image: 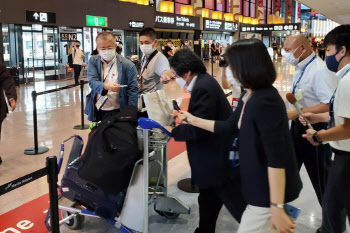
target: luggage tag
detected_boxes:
[96,95,108,111]
[229,138,239,167]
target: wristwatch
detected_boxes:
[270,202,284,209]
[312,131,322,144]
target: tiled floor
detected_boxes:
[0,58,349,232]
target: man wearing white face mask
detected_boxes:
[84,32,138,122]
[138,27,173,94]
[283,34,337,208]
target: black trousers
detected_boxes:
[321,152,350,233]
[73,64,82,85]
[96,109,120,122]
[291,120,332,206]
[195,170,247,233]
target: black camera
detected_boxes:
[219,57,228,67]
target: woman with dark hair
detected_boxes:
[175,39,302,233]
[166,49,247,233]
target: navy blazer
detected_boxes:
[172,72,237,189]
[84,54,138,122]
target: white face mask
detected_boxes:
[225,68,240,86]
[140,44,155,55]
[99,49,116,62]
[283,45,304,66]
[176,77,187,88]
[167,43,173,47]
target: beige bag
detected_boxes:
[140,90,174,126]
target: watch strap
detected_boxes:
[270,202,284,209]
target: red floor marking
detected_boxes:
[0,194,50,233]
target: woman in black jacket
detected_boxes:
[178,39,302,233]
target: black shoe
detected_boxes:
[0,156,2,165]
[316,227,322,233]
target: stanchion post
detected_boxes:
[74,80,89,130]
[46,156,60,233]
[211,56,214,77]
[24,91,49,155]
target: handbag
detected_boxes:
[139,90,174,126]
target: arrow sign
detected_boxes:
[33,12,39,20]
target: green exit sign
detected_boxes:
[86,15,108,27]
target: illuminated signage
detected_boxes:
[241,23,300,32]
[203,19,238,32]
[129,21,145,29]
[26,10,56,23]
[155,13,200,30]
[86,15,108,27]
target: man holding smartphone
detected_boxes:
[85,32,138,122]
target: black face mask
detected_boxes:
[326,49,345,73]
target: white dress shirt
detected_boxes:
[100,57,120,110]
[186,75,198,94]
[291,52,337,108]
[330,63,350,152]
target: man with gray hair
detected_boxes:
[84,32,138,122]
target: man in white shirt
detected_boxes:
[301,25,350,233]
[284,34,338,207]
[69,41,85,85]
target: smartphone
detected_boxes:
[95,95,108,111]
[284,204,301,220]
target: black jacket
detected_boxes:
[215,86,302,207]
[0,63,17,123]
[172,73,237,189]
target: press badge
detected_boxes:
[95,95,108,111]
[296,89,303,101]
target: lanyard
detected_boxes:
[102,60,116,83]
[292,55,317,94]
[328,67,350,128]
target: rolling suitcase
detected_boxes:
[60,157,126,220]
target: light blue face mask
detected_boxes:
[176,76,190,92]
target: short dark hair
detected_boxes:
[225,39,276,90]
[140,27,157,41]
[169,49,207,77]
[324,25,350,55]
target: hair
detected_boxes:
[96,31,115,42]
[324,25,350,55]
[169,49,207,77]
[225,39,276,90]
[140,27,157,41]
[167,39,173,43]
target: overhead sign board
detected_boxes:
[240,23,300,32]
[129,21,145,29]
[26,10,56,24]
[60,29,78,42]
[203,19,238,32]
[86,15,108,27]
[155,13,200,30]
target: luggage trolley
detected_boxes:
[45,118,190,233]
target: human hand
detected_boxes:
[160,74,171,84]
[9,98,16,112]
[300,112,320,125]
[178,111,196,125]
[104,83,123,92]
[302,129,319,146]
[287,110,299,120]
[270,207,296,233]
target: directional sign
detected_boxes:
[129,21,145,29]
[60,29,78,42]
[26,10,56,23]
[86,15,108,27]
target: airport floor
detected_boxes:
[0,57,349,233]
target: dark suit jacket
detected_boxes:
[0,63,17,123]
[172,72,236,189]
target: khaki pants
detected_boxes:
[237,205,273,233]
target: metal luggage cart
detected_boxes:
[45,122,190,233]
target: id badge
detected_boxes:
[95,95,108,111]
[296,89,303,101]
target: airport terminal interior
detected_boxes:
[1,0,350,232]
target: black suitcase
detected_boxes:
[60,158,126,220]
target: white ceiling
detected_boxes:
[298,0,350,24]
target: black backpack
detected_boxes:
[78,106,141,194]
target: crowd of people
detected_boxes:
[1,24,349,233]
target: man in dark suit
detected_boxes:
[0,62,17,164]
[165,50,246,233]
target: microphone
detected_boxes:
[173,100,181,112]
[286,93,313,130]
